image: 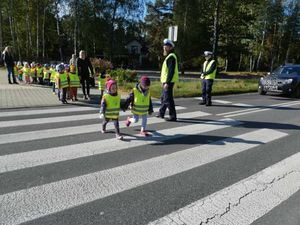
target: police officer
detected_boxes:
[200,51,216,106]
[157,39,179,122]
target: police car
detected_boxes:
[258,64,300,97]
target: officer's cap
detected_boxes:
[204,51,213,56]
[163,39,175,48]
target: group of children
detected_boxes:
[15,61,153,139]
[14,61,56,85]
[99,75,153,140]
[14,61,81,103]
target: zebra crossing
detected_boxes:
[0,103,299,225]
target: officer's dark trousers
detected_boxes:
[202,79,214,105]
[159,82,177,119]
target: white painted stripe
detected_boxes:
[224,101,300,118]
[232,103,253,107]
[0,110,207,145]
[217,100,300,116]
[149,151,300,225]
[194,97,232,104]
[0,106,186,128]
[0,118,236,173]
[213,100,232,104]
[0,129,286,225]
[0,106,98,118]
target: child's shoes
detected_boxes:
[140,131,150,137]
[125,117,131,127]
[101,129,106,134]
[116,134,123,140]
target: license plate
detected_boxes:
[265,85,277,90]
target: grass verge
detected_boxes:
[119,79,259,98]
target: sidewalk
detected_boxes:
[0,69,105,109]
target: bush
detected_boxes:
[107,69,138,84]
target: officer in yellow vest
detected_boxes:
[157,39,179,122]
[200,51,216,106]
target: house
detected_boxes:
[125,39,147,69]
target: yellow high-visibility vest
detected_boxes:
[69,72,80,87]
[37,68,43,77]
[203,60,216,80]
[30,68,36,77]
[160,52,179,83]
[103,93,120,119]
[98,77,106,91]
[58,72,68,89]
[23,67,30,76]
[50,69,56,83]
[132,87,150,115]
[43,69,51,79]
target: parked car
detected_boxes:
[258,64,300,97]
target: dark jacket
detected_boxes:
[3,51,14,67]
[124,83,154,114]
[76,57,94,78]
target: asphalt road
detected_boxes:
[0,92,300,225]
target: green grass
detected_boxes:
[119,79,259,98]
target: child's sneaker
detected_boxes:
[101,129,106,134]
[140,131,150,137]
[116,134,123,140]
[125,117,131,127]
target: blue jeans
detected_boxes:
[7,66,17,83]
[131,114,148,130]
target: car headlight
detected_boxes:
[260,77,264,81]
[284,79,293,84]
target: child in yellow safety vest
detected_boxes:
[99,79,123,140]
[30,62,37,84]
[23,62,31,84]
[69,64,80,101]
[16,61,23,82]
[43,64,51,86]
[97,70,107,103]
[124,76,153,136]
[64,64,71,100]
[50,64,57,94]
[56,64,68,104]
[36,63,43,85]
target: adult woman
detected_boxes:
[3,46,18,84]
[76,50,94,100]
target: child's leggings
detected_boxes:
[129,114,147,131]
[102,118,120,134]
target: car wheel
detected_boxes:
[291,85,300,98]
[258,85,266,95]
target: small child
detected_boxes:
[97,70,106,103]
[69,64,80,101]
[99,79,123,140]
[23,62,31,84]
[124,76,153,136]
[36,63,43,85]
[30,62,37,84]
[43,64,51,86]
[56,64,68,104]
[50,64,57,94]
[16,61,23,82]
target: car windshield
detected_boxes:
[278,67,300,76]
